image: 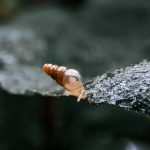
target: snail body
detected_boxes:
[43,64,87,101]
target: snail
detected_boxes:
[42,64,88,102]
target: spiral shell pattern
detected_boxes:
[42,64,83,91]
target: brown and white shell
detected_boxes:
[43,64,87,101]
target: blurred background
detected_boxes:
[0,0,150,150]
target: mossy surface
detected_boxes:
[86,61,150,115]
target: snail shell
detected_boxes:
[43,64,87,101]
